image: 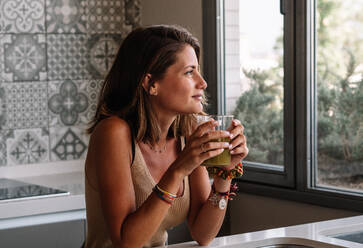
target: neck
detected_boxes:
[148,101,178,145]
[156,114,177,142]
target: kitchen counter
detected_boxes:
[167,215,363,248]
[1,161,363,248]
[0,161,86,247]
[0,161,85,220]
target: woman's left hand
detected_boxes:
[225,119,248,170]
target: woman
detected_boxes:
[84,25,248,247]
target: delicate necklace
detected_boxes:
[147,140,167,153]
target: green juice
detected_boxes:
[202,137,231,167]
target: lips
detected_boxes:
[192,94,203,101]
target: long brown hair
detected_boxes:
[87,25,205,143]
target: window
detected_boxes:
[204,0,295,188]
[203,0,363,210]
[225,1,284,168]
[312,0,363,193]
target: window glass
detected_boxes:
[314,0,363,192]
[224,0,284,167]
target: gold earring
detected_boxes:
[150,89,157,96]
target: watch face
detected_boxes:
[218,198,227,210]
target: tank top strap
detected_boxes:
[180,136,186,150]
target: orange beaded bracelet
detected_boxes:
[206,162,244,180]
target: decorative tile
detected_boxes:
[6,128,49,165]
[3,34,46,82]
[47,34,88,80]
[87,34,121,79]
[45,0,87,33]
[0,0,142,167]
[0,10,4,33]
[0,0,45,33]
[86,79,102,121]
[3,82,48,129]
[0,35,5,82]
[48,80,88,126]
[48,79,102,126]
[50,126,89,161]
[0,86,6,129]
[87,0,140,34]
[0,130,14,166]
[87,0,122,34]
[124,0,141,31]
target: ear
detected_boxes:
[141,73,158,95]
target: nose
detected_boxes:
[197,72,207,89]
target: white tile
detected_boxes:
[224,0,239,11]
[226,69,241,84]
[226,54,240,69]
[225,39,239,55]
[226,83,242,99]
[225,10,239,26]
[225,25,240,40]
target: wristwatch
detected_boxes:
[209,192,227,210]
[218,197,227,210]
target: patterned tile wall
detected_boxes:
[0,0,141,166]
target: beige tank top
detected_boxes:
[84,138,190,248]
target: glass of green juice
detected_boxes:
[198,115,234,167]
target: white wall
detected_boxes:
[140,0,203,46]
[230,193,360,234]
[225,0,241,114]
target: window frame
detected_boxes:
[202,0,363,212]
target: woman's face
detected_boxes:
[152,45,207,116]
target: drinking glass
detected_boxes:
[197,115,234,167]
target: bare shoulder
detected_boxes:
[87,116,133,167]
[92,116,131,139]
[86,116,137,229]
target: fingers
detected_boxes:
[193,120,217,138]
[229,134,246,152]
[198,129,231,145]
[232,146,249,160]
[200,139,230,153]
[200,147,225,161]
[230,143,248,157]
[228,119,244,139]
[228,120,247,158]
[189,118,249,164]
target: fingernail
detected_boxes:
[230,150,234,154]
[230,133,234,139]
[224,131,230,136]
[220,148,224,152]
[224,142,230,147]
[229,144,233,149]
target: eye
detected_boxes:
[185,70,194,76]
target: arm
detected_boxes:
[89,118,237,247]
[187,167,231,246]
[89,118,184,248]
[187,119,248,246]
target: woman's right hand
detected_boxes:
[171,120,231,176]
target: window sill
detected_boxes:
[236,179,363,212]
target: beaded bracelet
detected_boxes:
[155,185,177,198]
[208,184,237,210]
[206,162,244,180]
[153,185,176,205]
[212,184,237,200]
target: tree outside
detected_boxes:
[233,0,363,191]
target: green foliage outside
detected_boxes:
[233,0,363,169]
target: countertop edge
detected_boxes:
[0,164,86,220]
[0,194,85,220]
